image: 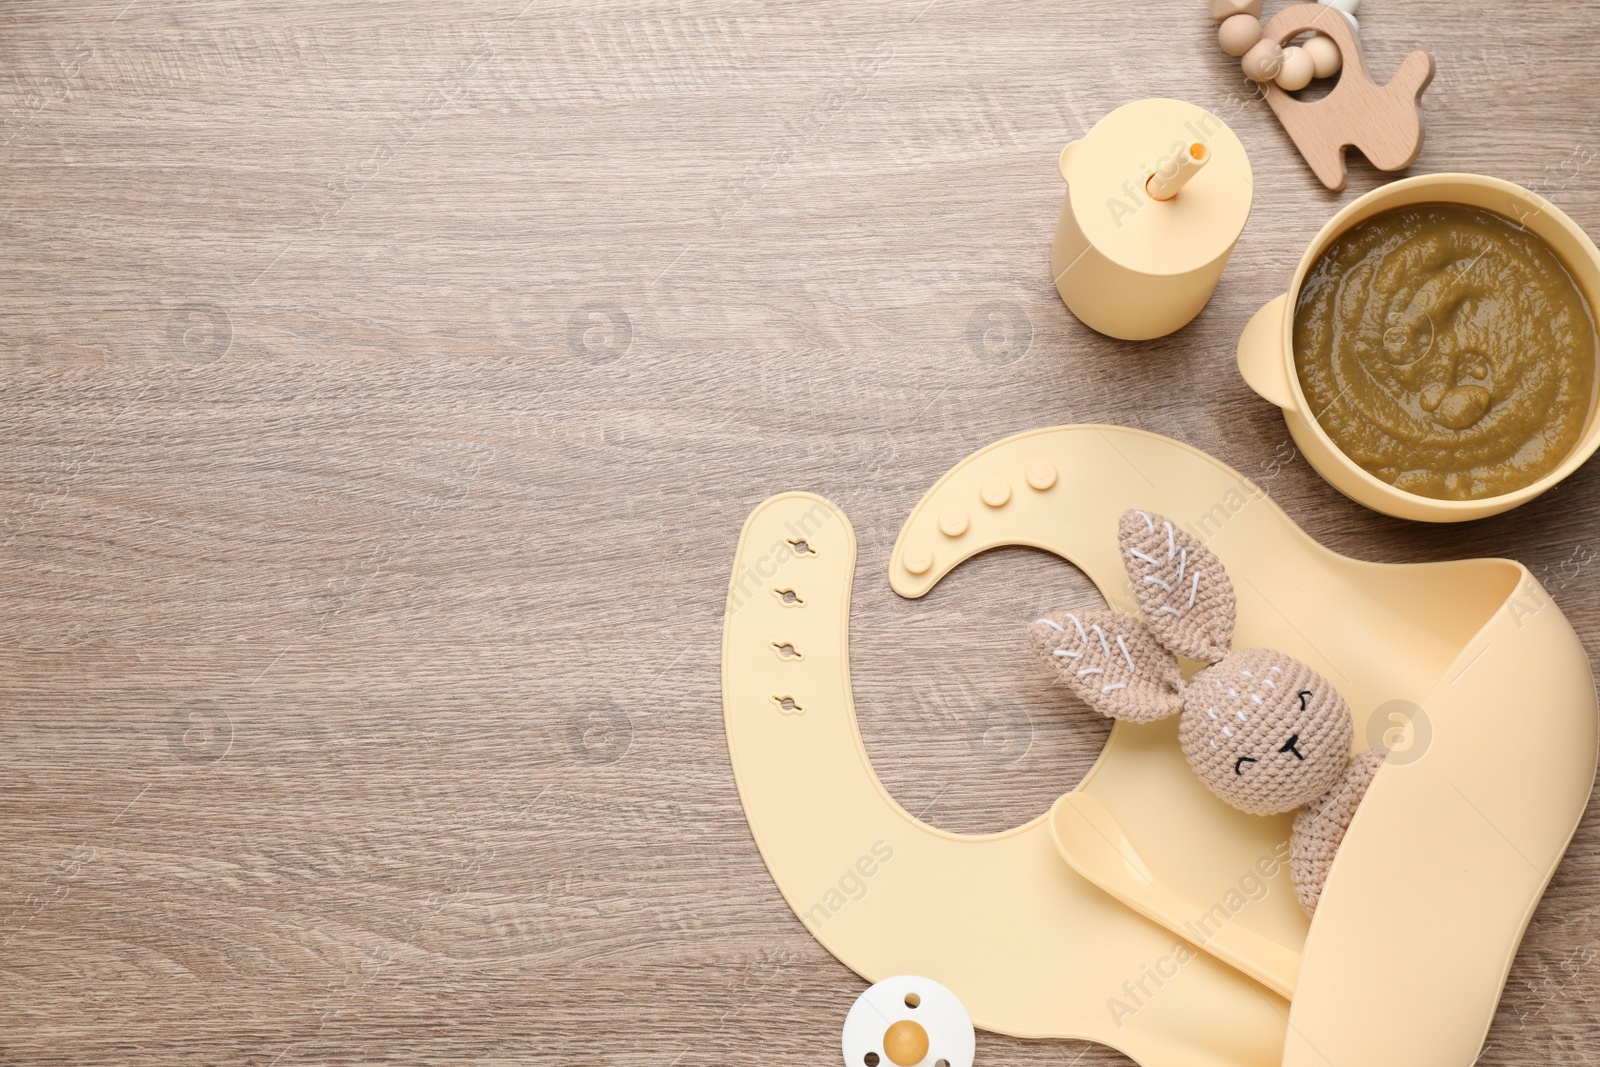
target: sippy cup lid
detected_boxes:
[1059,98,1253,276]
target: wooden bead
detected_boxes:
[1276,45,1315,91]
[1302,34,1342,78]
[1241,38,1284,82]
[1218,14,1263,56]
[1210,0,1262,22]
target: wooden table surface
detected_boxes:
[3,2,1600,1063]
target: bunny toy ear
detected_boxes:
[1027,610,1183,723]
[1119,510,1236,663]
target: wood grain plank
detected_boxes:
[2,2,1599,1064]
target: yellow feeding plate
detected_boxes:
[722,425,1597,1067]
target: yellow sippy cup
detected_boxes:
[1051,98,1253,340]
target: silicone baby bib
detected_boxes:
[723,426,1597,1067]
[724,492,1290,1067]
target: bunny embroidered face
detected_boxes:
[1028,510,1354,818]
[1178,647,1352,815]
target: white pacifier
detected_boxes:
[841,975,975,1067]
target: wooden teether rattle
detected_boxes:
[1212,0,1433,190]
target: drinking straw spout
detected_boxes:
[1147,142,1210,201]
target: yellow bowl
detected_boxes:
[1236,173,1600,522]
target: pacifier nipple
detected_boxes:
[882,1019,930,1066]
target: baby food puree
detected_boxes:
[1294,203,1599,500]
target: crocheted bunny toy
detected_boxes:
[1027,509,1386,916]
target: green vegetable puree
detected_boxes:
[1294,203,1599,500]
